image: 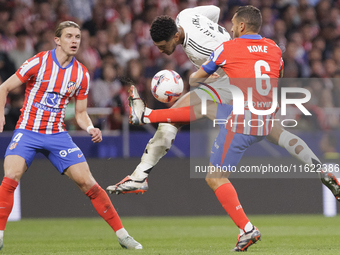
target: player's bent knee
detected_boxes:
[205,177,219,190]
[4,156,27,182]
[78,179,97,193]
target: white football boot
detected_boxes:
[129,85,146,125]
[107,175,148,195]
[118,235,143,249]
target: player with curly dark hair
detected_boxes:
[150,15,178,44]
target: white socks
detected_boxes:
[131,123,178,180]
[142,108,152,123]
[116,228,128,239]
[278,130,321,167]
[239,222,253,235]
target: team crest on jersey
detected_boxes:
[67,81,78,93]
[9,142,18,150]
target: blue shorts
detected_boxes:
[5,129,86,174]
[215,103,233,128]
[211,104,265,168]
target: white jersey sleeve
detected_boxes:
[178,5,220,23]
[176,7,231,77]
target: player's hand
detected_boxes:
[203,72,220,84]
[88,128,102,143]
[209,72,220,79]
[0,115,5,133]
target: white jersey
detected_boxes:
[176,6,231,77]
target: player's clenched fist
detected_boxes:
[88,127,102,143]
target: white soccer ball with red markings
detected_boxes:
[151,70,184,103]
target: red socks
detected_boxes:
[0,177,19,230]
[214,183,249,231]
[145,106,196,123]
[85,183,123,232]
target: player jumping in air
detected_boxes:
[107,5,340,201]
[0,21,142,250]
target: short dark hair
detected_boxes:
[150,15,178,42]
[234,5,262,33]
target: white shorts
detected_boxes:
[193,76,232,105]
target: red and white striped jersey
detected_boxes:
[205,35,283,136]
[15,49,90,134]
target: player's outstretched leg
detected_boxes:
[128,85,196,125]
[108,85,202,195]
[109,85,220,195]
[107,122,178,194]
[268,123,340,201]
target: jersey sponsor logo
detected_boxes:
[44,92,60,107]
[34,102,61,113]
[244,101,273,110]
[59,150,67,157]
[78,153,83,158]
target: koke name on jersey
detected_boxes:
[247,45,268,53]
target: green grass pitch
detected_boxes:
[2,215,340,254]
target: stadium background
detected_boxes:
[1,0,340,218]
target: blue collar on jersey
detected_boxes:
[51,48,75,69]
[239,34,262,40]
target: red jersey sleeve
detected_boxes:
[15,53,43,83]
[210,42,229,67]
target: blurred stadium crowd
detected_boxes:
[1,0,340,131]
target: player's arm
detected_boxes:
[0,74,23,132]
[74,98,102,143]
[189,60,220,87]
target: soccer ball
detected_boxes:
[151,70,184,103]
